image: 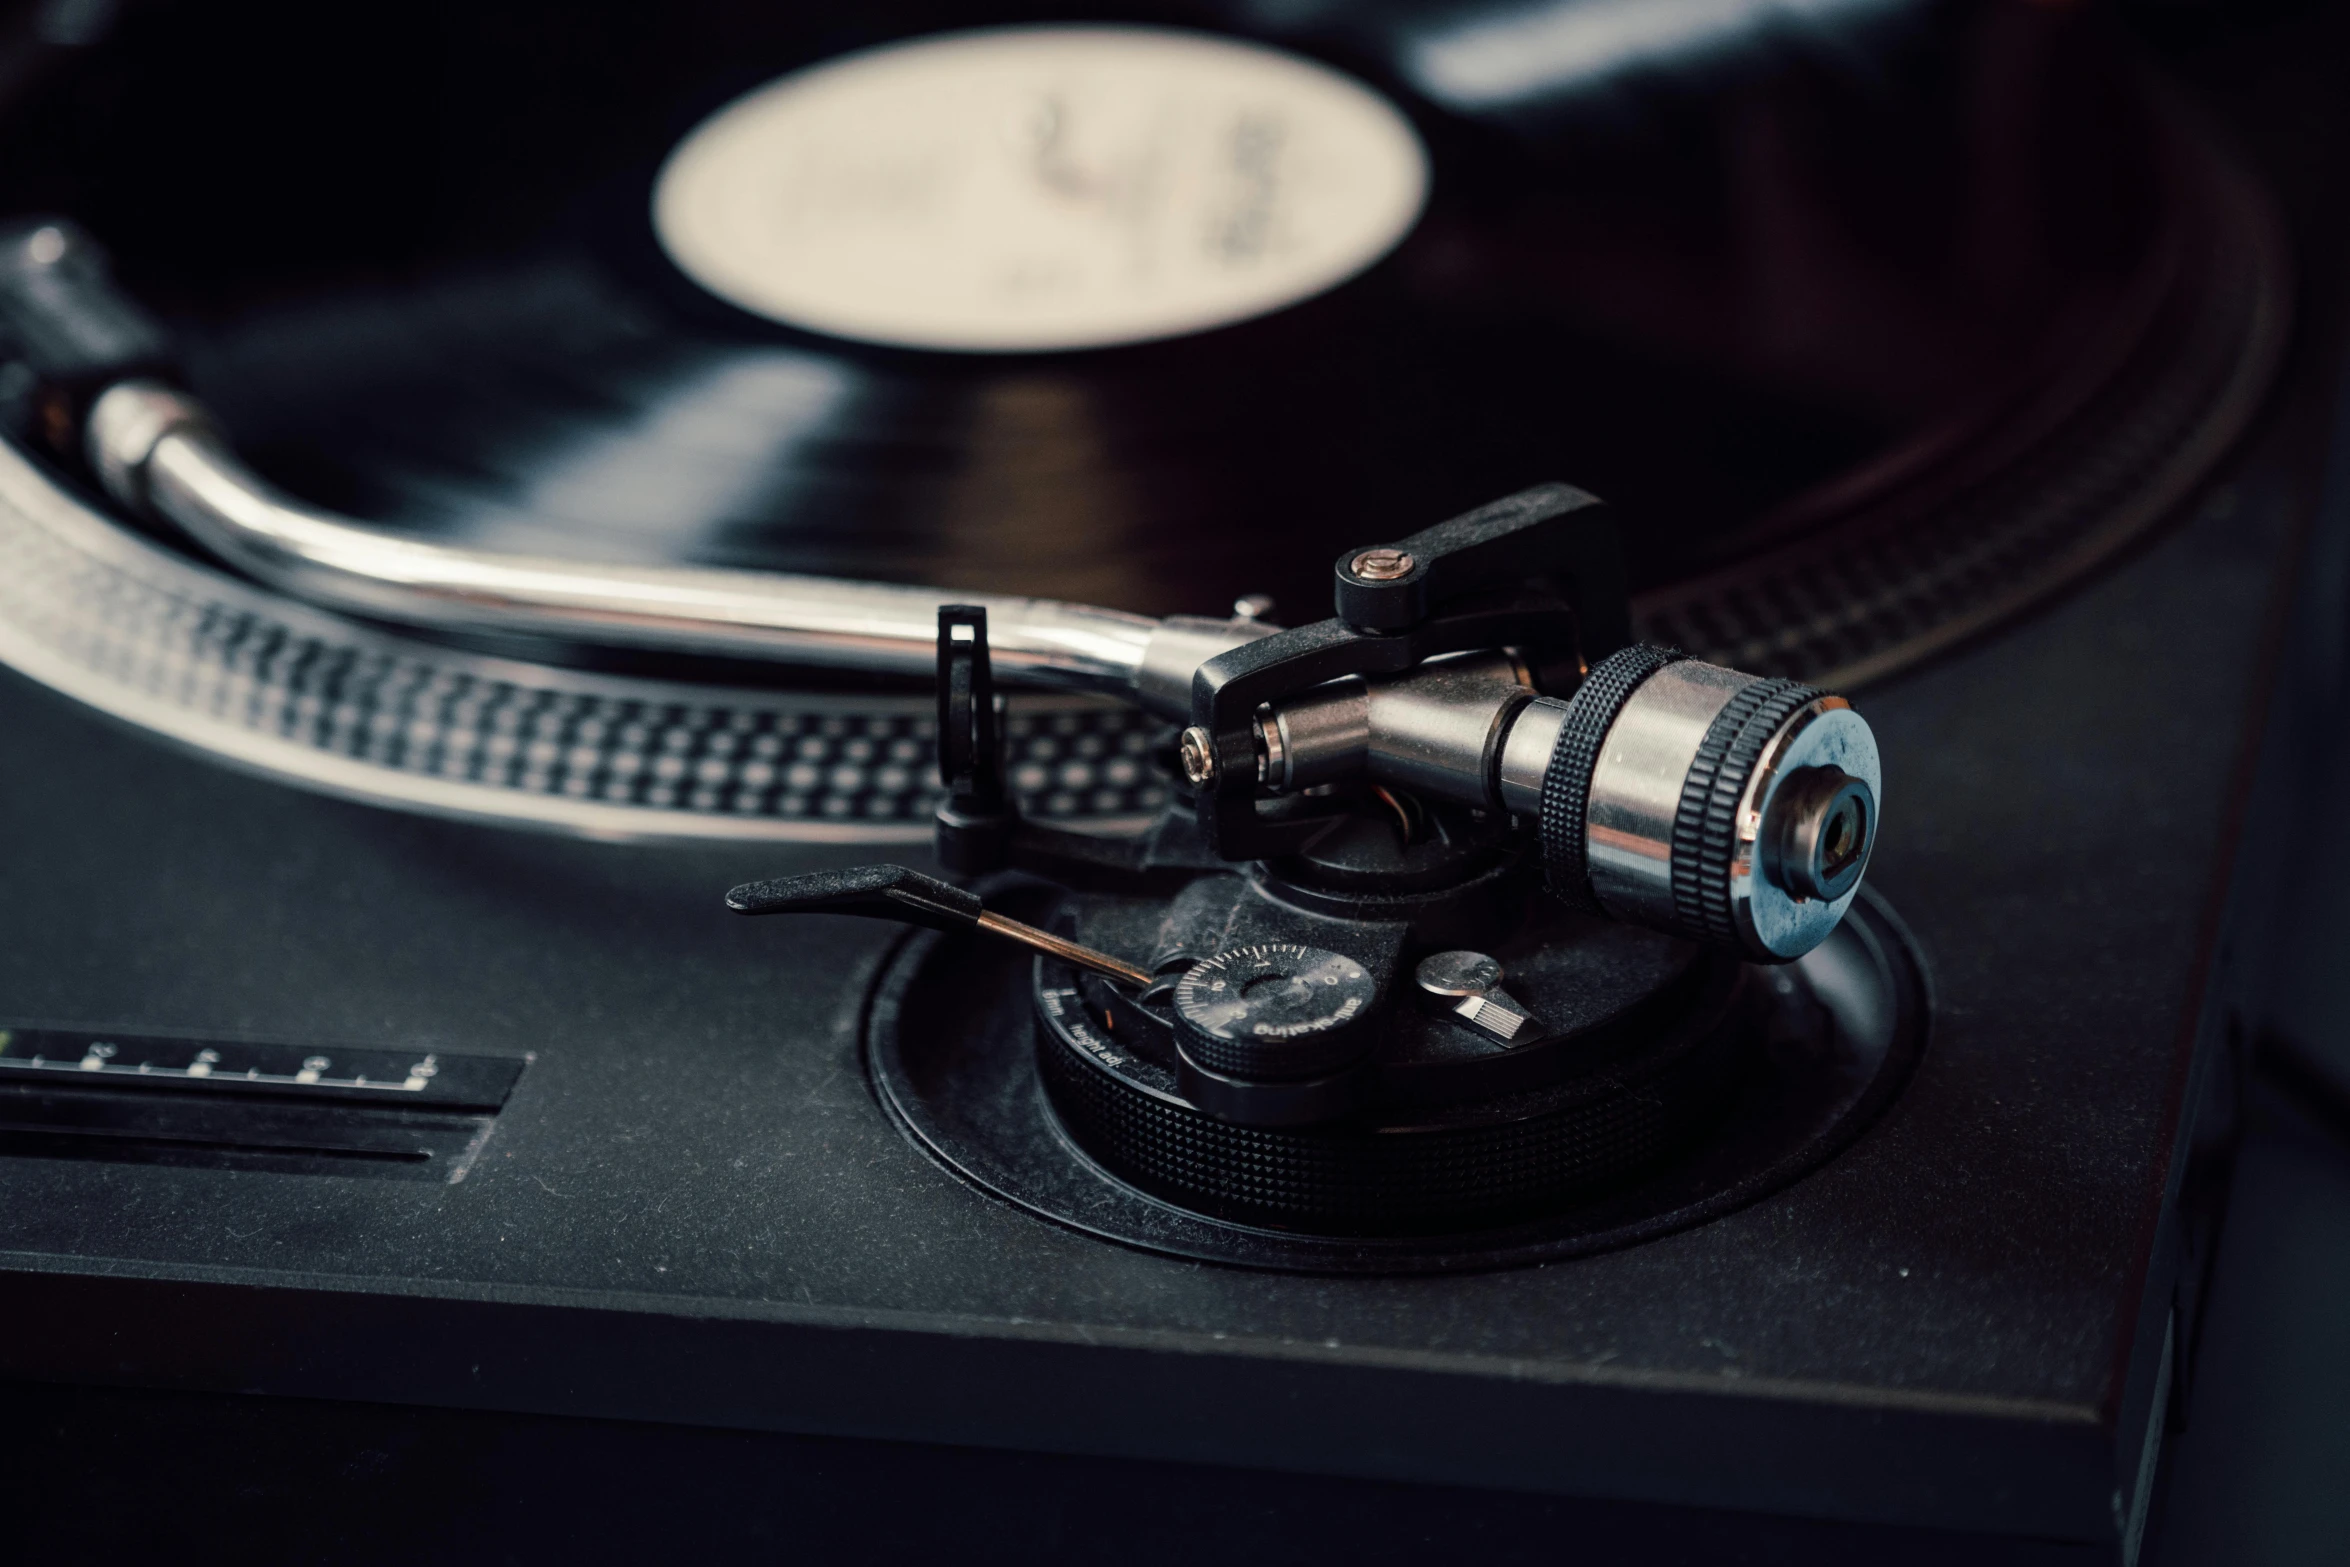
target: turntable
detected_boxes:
[0,1,2326,1561]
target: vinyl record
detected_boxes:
[0,0,2287,839]
[0,0,2257,659]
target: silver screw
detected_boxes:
[1349,548,1415,582]
[1232,593,1276,621]
[1178,726,1218,786]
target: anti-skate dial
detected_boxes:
[1172,943,1377,1081]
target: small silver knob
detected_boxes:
[1414,951,1536,1044]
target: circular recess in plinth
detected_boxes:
[865,891,1926,1274]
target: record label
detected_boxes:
[651,25,1429,352]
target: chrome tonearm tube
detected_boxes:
[9,217,1881,961]
[82,379,1263,719]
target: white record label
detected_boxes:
[652,26,1430,352]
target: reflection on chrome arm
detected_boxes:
[86,379,1267,717]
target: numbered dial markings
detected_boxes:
[1173,944,1376,1045]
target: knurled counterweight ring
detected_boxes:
[1539,644,1684,913]
[1668,678,1824,951]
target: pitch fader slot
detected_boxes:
[0,1027,527,1182]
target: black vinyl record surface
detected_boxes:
[0,0,2235,661]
